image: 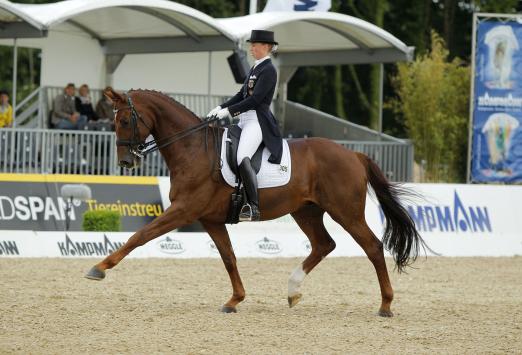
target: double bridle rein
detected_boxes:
[115,96,219,159]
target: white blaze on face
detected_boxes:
[288,265,307,297]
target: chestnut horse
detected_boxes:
[85,88,427,317]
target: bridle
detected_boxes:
[115,95,219,159]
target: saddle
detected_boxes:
[225,125,264,176]
[224,125,264,224]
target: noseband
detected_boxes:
[115,95,219,159]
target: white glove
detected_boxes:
[216,108,231,119]
[206,105,221,118]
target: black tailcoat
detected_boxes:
[221,59,283,164]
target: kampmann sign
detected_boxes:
[0,174,163,231]
[379,191,492,233]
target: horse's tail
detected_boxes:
[357,153,427,273]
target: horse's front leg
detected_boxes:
[85,201,196,280]
[201,221,245,313]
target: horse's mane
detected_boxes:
[128,89,202,121]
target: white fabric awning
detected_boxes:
[1,0,236,53]
[219,12,414,65]
[1,0,414,62]
[0,0,45,38]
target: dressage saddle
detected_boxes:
[225,125,264,177]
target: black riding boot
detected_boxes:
[239,157,260,221]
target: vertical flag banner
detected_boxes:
[471,19,522,182]
[264,0,331,12]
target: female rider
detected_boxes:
[207,30,283,222]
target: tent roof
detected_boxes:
[1,0,236,53]
[218,12,414,65]
[1,0,414,63]
[0,0,45,38]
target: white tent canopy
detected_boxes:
[219,12,414,66]
[2,0,236,53]
[0,0,414,126]
[0,0,45,38]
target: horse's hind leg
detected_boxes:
[201,221,245,313]
[288,204,336,308]
[330,211,394,317]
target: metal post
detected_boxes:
[378,63,384,140]
[207,51,212,111]
[250,0,258,14]
[466,13,478,184]
[12,38,18,126]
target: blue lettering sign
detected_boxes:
[378,191,492,233]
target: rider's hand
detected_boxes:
[216,108,230,120]
[206,105,221,118]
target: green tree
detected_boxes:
[391,31,469,182]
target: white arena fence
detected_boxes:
[0,128,412,180]
[1,182,521,258]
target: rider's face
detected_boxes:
[249,42,271,60]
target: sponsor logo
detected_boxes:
[57,234,124,256]
[86,199,163,217]
[208,240,219,254]
[0,240,19,256]
[379,191,492,233]
[156,236,185,254]
[256,237,282,254]
[302,240,311,253]
[0,195,76,221]
[477,92,522,108]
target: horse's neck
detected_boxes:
[148,97,217,173]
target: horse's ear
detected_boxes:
[104,87,124,103]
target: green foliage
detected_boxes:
[82,210,121,232]
[390,32,470,182]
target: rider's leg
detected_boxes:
[236,114,263,221]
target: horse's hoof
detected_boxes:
[377,309,394,317]
[85,266,105,281]
[221,306,237,313]
[288,293,302,308]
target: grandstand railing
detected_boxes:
[1,128,413,181]
[17,86,227,128]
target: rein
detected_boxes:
[115,96,219,158]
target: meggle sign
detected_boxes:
[380,191,492,234]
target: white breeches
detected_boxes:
[237,110,263,166]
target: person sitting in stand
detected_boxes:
[95,86,115,130]
[206,30,283,222]
[52,83,87,130]
[75,84,97,123]
[0,90,13,128]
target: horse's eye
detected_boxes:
[120,119,129,127]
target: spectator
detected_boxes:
[0,90,13,128]
[52,83,87,129]
[95,86,115,131]
[96,87,114,121]
[75,84,97,122]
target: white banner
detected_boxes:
[263,0,331,12]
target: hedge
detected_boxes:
[82,210,121,232]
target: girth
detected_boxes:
[225,125,264,177]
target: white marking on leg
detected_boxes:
[288,264,306,297]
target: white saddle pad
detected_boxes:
[220,128,291,189]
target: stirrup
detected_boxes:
[239,203,259,222]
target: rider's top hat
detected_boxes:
[246,30,278,45]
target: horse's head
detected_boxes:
[104,88,154,169]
